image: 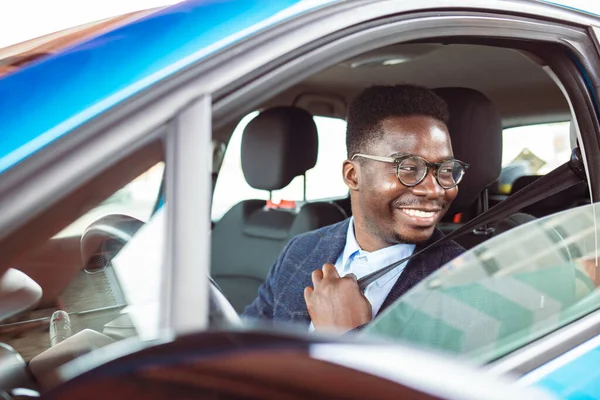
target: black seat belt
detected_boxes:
[357,148,587,291]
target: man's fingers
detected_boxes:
[311,269,323,287]
[360,290,371,303]
[342,274,362,294]
[322,263,339,279]
[304,286,314,303]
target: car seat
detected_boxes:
[211,106,346,312]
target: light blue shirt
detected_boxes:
[309,217,415,331]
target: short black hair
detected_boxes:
[346,84,450,158]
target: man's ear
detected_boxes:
[343,160,359,191]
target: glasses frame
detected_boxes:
[351,153,469,189]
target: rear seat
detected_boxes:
[211,106,346,312]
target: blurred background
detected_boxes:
[0,0,183,49]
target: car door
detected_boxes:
[3,0,600,397]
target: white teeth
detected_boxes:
[403,209,435,218]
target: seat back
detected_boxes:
[211,107,345,312]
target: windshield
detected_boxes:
[362,202,600,363]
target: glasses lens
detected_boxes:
[437,160,465,188]
[397,156,427,186]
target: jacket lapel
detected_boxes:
[377,229,445,315]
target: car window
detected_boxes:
[211,112,348,222]
[499,121,571,193]
[0,161,165,363]
[54,162,165,238]
[363,202,600,363]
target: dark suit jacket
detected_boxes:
[242,219,465,326]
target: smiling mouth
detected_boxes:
[400,209,438,218]
[397,208,441,226]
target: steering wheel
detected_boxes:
[80,214,241,328]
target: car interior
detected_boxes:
[0,27,595,396]
[209,42,589,312]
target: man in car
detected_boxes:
[243,84,466,332]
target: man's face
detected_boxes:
[346,116,458,248]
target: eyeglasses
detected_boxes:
[351,153,469,189]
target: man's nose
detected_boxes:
[411,171,445,199]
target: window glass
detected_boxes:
[54,162,165,238]
[362,202,600,363]
[499,121,571,193]
[211,112,348,221]
[0,161,165,362]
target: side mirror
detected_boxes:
[0,268,42,322]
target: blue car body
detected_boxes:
[0,0,335,174]
[528,336,600,399]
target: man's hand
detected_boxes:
[304,263,372,332]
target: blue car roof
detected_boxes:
[0,0,335,174]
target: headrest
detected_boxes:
[241,107,318,191]
[434,88,503,213]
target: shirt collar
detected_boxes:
[342,217,416,285]
[342,217,362,267]
[343,218,416,264]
